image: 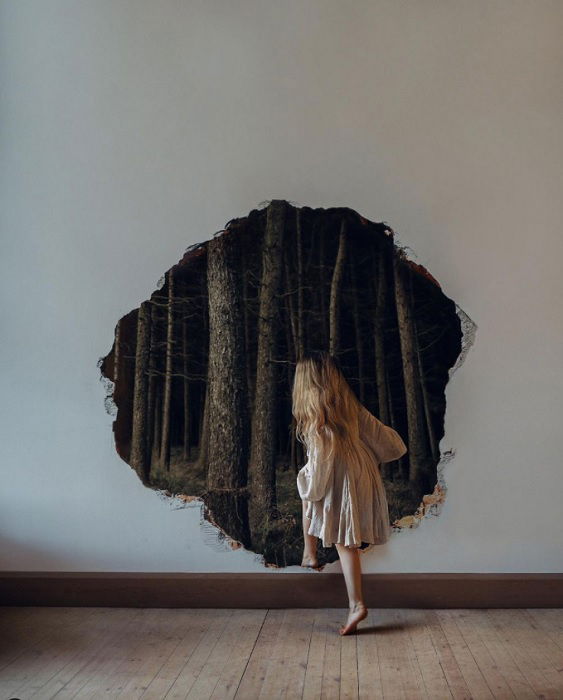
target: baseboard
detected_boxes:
[1,572,562,608]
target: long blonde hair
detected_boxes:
[292,350,365,472]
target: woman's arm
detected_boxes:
[359,404,408,464]
[296,438,334,501]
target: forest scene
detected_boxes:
[99,200,462,568]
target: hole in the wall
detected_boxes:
[98,200,474,568]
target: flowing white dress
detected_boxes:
[296,404,407,548]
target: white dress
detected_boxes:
[296,404,408,548]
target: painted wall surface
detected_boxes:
[1,0,562,573]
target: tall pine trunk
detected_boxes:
[113,319,121,385]
[182,306,191,461]
[144,301,156,477]
[160,268,174,472]
[350,246,365,402]
[205,229,251,548]
[374,245,392,479]
[130,301,150,482]
[295,207,305,358]
[393,254,424,488]
[282,251,298,470]
[329,217,347,356]
[248,200,286,546]
[195,273,210,472]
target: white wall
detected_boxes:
[2,0,562,573]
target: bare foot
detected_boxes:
[339,602,368,635]
[301,554,320,569]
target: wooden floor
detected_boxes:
[1,607,562,699]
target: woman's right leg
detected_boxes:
[335,543,368,635]
[301,499,319,567]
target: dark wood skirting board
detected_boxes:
[1,572,562,608]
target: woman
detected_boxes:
[292,350,408,635]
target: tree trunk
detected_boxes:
[239,243,253,428]
[248,199,287,546]
[153,381,162,462]
[160,268,175,472]
[295,207,305,358]
[113,319,121,385]
[392,255,425,488]
[195,273,210,472]
[205,229,251,548]
[284,248,298,358]
[329,217,347,356]
[373,245,392,479]
[412,292,438,465]
[350,246,365,402]
[145,301,157,477]
[182,308,191,461]
[282,252,297,470]
[316,219,328,347]
[130,301,150,483]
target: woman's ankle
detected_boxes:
[301,554,319,564]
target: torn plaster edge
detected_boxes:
[154,489,239,554]
[199,500,289,568]
[192,495,273,568]
[97,357,118,418]
[176,493,275,566]
[153,489,247,557]
[154,488,207,510]
[257,197,305,210]
[155,238,211,290]
[449,303,478,377]
[389,449,454,534]
[197,498,251,555]
[152,487,248,556]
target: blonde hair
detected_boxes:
[292,350,365,472]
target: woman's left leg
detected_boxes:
[335,543,368,635]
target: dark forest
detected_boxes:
[99,200,462,567]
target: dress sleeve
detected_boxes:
[359,404,408,464]
[296,437,334,502]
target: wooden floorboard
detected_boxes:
[1,607,562,699]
